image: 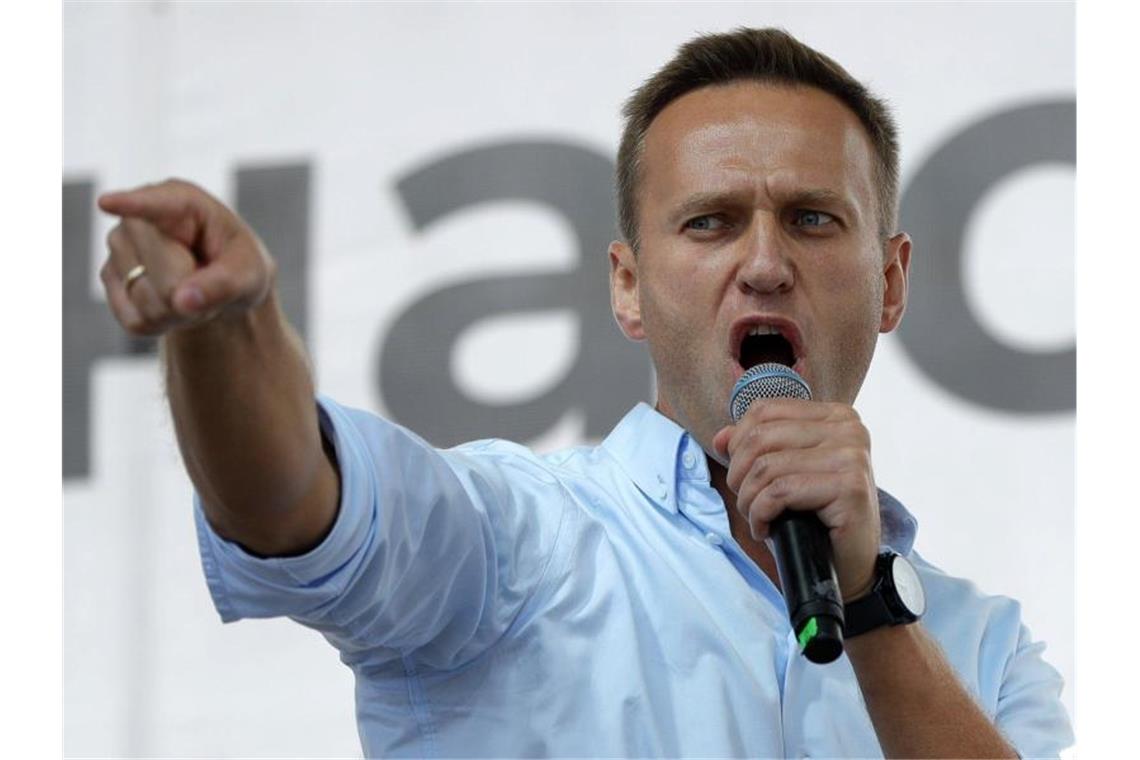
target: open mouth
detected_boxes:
[739,329,796,370]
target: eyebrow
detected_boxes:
[666,188,860,227]
[786,189,859,219]
[666,191,747,228]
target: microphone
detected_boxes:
[729,363,844,664]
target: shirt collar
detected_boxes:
[601,402,688,514]
[601,402,919,554]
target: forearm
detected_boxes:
[846,623,1017,759]
[163,291,338,556]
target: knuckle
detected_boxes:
[261,249,279,284]
[734,491,751,519]
[742,403,768,426]
[843,470,871,499]
[744,425,768,453]
[748,505,769,529]
[148,278,174,304]
[153,268,186,301]
[105,225,125,251]
[765,475,792,503]
[170,177,211,204]
[122,313,149,336]
[842,446,865,468]
[240,264,265,297]
[132,296,161,323]
[131,287,166,322]
[749,454,772,483]
[749,401,774,420]
[725,464,744,494]
[133,297,163,324]
[826,403,855,424]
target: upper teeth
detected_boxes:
[747,325,781,336]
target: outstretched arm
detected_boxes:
[99,178,338,557]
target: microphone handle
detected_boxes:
[769,512,845,664]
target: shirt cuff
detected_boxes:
[193,394,376,623]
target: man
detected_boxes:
[97,27,1072,758]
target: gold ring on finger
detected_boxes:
[124,264,147,293]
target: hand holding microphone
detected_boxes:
[711,363,882,664]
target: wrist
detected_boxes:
[843,551,926,638]
[842,571,876,603]
[845,615,919,659]
[165,289,279,348]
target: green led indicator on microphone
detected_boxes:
[797,616,820,650]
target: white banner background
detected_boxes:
[64,2,1075,756]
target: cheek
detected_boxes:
[820,253,883,307]
[640,267,715,339]
[637,287,712,385]
[638,285,683,347]
[635,246,735,361]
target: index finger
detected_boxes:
[97,179,211,245]
[739,397,839,425]
[712,425,734,461]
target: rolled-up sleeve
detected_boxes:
[995,621,1075,759]
[913,554,1074,759]
[194,394,572,670]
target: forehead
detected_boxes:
[640,82,877,221]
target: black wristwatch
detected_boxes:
[843,551,926,638]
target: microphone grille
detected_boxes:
[730,363,812,422]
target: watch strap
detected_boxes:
[843,581,895,638]
[842,551,920,638]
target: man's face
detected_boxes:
[609,81,910,460]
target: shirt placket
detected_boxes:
[673,437,798,700]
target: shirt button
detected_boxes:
[705,531,723,546]
[682,452,696,469]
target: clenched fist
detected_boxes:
[98,178,275,336]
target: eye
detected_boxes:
[793,209,836,228]
[683,214,730,233]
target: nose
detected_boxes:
[736,215,794,295]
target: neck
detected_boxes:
[707,454,782,591]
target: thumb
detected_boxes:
[172,259,260,318]
[171,280,210,317]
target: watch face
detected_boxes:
[890,555,926,616]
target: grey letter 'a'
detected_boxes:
[898,100,1075,413]
[382,141,651,446]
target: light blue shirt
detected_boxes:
[195,398,1073,758]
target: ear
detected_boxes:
[609,240,645,341]
[879,232,911,333]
